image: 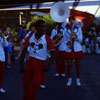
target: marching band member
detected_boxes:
[25,22,36,38]
[24,22,36,62]
[64,16,84,86]
[51,23,66,77]
[25,22,45,88]
[20,20,55,100]
[0,30,8,93]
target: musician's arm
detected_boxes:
[20,47,27,73]
[20,35,30,73]
[2,33,8,47]
[43,35,55,72]
[75,28,83,43]
[50,29,56,40]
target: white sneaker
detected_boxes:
[54,73,60,77]
[61,74,66,77]
[40,85,46,89]
[66,78,72,86]
[0,88,6,93]
[76,78,81,86]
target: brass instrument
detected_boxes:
[53,30,63,47]
[50,1,70,47]
[0,32,5,38]
[68,24,76,49]
[4,32,9,38]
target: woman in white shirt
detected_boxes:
[0,30,8,93]
[64,16,84,86]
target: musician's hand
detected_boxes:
[67,41,71,46]
[73,32,78,39]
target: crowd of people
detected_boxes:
[0,16,100,100]
[83,27,100,54]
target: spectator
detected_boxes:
[89,27,97,53]
[15,25,26,60]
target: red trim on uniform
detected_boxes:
[45,35,55,51]
[64,49,84,59]
[24,34,33,48]
[0,62,5,88]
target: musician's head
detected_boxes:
[69,16,75,25]
[56,22,62,29]
[29,22,36,33]
[35,20,47,34]
[6,26,11,33]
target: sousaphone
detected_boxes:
[50,1,70,46]
[50,1,70,23]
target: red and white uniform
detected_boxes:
[23,33,55,100]
[0,37,8,88]
[64,25,84,59]
[51,27,66,75]
[27,34,52,60]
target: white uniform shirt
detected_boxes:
[64,25,83,52]
[25,31,33,39]
[25,34,55,61]
[0,37,8,62]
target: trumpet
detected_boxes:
[67,24,76,49]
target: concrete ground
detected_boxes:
[0,52,100,100]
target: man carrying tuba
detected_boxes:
[51,22,66,77]
[50,1,70,77]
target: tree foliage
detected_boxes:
[26,15,56,36]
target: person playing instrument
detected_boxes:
[64,16,84,86]
[0,29,8,93]
[20,20,55,100]
[51,23,66,77]
[4,26,14,68]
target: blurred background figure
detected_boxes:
[96,32,100,54]
[84,34,91,54]
[4,26,14,68]
[15,25,26,60]
[89,27,97,53]
[0,28,8,93]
